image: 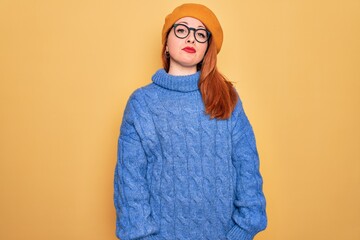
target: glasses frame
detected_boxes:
[172,23,211,43]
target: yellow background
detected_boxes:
[1,0,359,239]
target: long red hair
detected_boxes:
[162,38,238,120]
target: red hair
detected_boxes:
[161,39,237,120]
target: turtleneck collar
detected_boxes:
[152,69,200,92]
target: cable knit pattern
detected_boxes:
[114,69,267,240]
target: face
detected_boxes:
[166,17,209,74]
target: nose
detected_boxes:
[186,29,195,43]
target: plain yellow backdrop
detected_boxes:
[1,0,359,239]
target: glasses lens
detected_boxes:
[195,29,209,43]
[174,24,189,38]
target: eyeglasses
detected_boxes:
[173,23,211,43]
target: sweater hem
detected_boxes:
[226,225,255,240]
[137,234,162,240]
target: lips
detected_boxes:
[182,47,196,53]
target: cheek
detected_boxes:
[167,33,181,50]
[198,44,208,58]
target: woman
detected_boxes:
[114,3,267,240]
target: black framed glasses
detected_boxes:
[173,23,211,43]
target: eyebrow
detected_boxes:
[177,21,206,29]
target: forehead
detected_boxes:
[174,17,206,28]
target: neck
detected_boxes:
[168,62,197,76]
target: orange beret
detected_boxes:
[162,3,223,53]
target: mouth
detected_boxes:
[182,47,196,53]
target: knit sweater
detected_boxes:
[114,69,267,240]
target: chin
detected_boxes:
[180,60,202,67]
[170,58,202,70]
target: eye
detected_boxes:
[174,25,189,37]
[197,32,206,39]
[176,28,185,34]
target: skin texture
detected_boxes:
[166,17,209,76]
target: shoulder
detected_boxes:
[231,88,244,119]
[123,83,159,121]
[127,83,156,105]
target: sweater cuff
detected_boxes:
[139,234,162,240]
[226,225,255,240]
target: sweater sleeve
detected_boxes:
[114,95,161,240]
[226,99,267,240]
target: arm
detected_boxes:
[226,99,267,240]
[114,95,161,240]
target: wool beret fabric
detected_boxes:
[162,3,223,53]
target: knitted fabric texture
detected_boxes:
[114,69,267,240]
[162,3,223,53]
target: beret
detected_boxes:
[162,3,223,53]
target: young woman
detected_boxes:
[114,3,267,240]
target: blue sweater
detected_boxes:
[114,69,267,240]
